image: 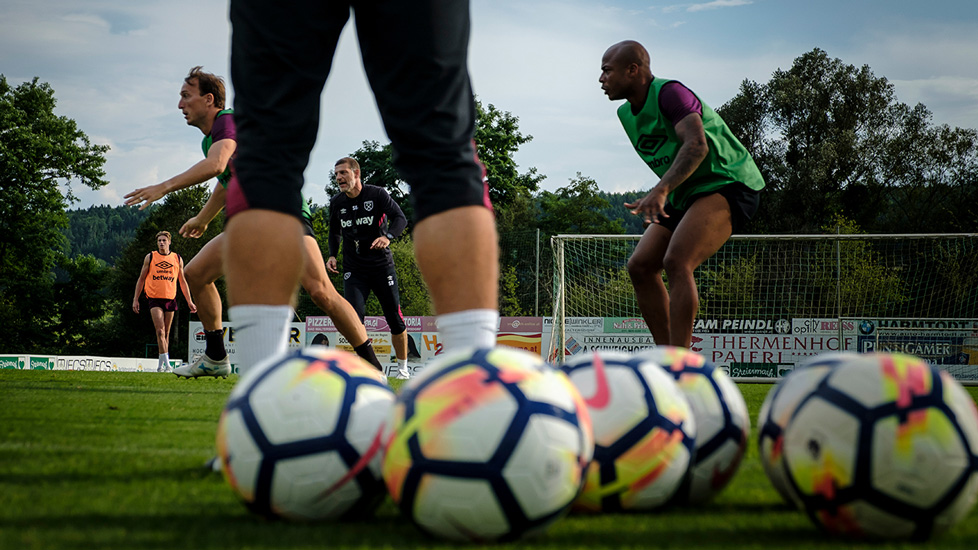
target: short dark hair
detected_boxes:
[335,157,360,172]
[185,66,226,109]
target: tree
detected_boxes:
[0,76,109,351]
[717,48,978,233]
[473,99,545,230]
[64,204,152,264]
[537,174,625,236]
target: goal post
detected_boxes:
[549,233,978,383]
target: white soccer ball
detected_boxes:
[217,347,394,521]
[381,346,592,542]
[562,350,696,512]
[637,346,749,504]
[757,353,850,505]
[779,352,978,539]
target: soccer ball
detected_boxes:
[216,347,394,521]
[381,347,592,542]
[757,353,850,505]
[562,350,697,512]
[778,352,978,539]
[637,346,749,504]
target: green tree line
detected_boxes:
[5,47,977,356]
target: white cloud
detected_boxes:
[688,0,753,12]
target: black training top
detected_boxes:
[328,184,407,271]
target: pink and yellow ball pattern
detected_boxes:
[780,352,978,540]
[381,346,592,542]
[562,350,696,512]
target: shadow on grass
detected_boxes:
[0,510,435,550]
[10,384,231,395]
[0,465,226,486]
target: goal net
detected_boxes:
[550,233,978,382]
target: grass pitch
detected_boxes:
[1,370,976,550]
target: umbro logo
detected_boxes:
[636,134,668,156]
[155,261,175,270]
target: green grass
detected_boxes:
[1,371,976,550]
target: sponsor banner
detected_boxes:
[576,334,655,355]
[28,356,55,370]
[605,317,649,333]
[791,318,857,335]
[939,365,978,381]
[858,319,978,337]
[693,333,855,371]
[54,356,165,372]
[542,317,603,362]
[56,356,114,371]
[305,316,339,333]
[859,335,970,365]
[693,318,792,334]
[0,355,23,369]
[542,317,604,334]
[497,317,543,356]
[3,355,184,372]
[189,321,305,374]
[500,316,542,333]
[728,362,795,379]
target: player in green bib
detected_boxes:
[599,40,765,348]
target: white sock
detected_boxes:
[159,353,168,367]
[435,309,499,352]
[229,304,293,376]
[398,358,408,370]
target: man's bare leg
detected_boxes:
[627,224,673,346]
[300,236,369,346]
[150,307,169,354]
[184,234,230,362]
[224,210,304,374]
[392,330,408,361]
[661,193,733,348]
[299,235,381,370]
[413,206,499,351]
[185,235,225,332]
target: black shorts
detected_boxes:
[228,0,487,222]
[657,182,760,234]
[343,264,406,335]
[147,298,178,312]
[302,215,315,238]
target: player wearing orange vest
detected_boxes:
[133,231,196,372]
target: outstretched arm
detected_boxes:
[180,183,227,238]
[124,139,236,210]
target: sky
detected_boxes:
[3,0,978,210]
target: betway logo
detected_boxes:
[340,216,374,228]
[152,275,175,282]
